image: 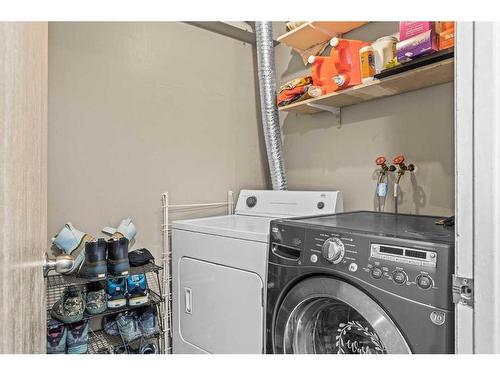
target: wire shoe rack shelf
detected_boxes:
[45,261,166,354]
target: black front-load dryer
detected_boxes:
[265,211,454,354]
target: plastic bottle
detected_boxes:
[359,45,375,83]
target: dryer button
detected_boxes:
[348,263,358,272]
[310,254,318,263]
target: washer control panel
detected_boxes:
[370,244,437,268]
[269,221,454,310]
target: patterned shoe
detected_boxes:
[51,286,85,323]
[86,281,107,315]
[46,319,67,354]
[126,273,149,307]
[107,277,127,309]
[116,311,142,343]
[66,320,89,354]
[138,306,158,336]
[102,315,120,336]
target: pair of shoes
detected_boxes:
[52,218,136,277]
[46,319,89,354]
[104,307,158,340]
[85,281,107,315]
[106,274,149,309]
[78,237,130,279]
[51,286,86,323]
[51,282,107,322]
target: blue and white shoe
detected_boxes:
[116,311,142,343]
[66,320,89,354]
[102,315,120,336]
[126,274,149,307]
[46,319,67,354]
[107,278,127,309]
[138,306,158,336]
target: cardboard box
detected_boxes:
[397,30,438,62]
[438,29,455,50]
[435,21,454,33]
[399,22,435,41]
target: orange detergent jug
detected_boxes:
[329,37,368,91]
[308,54,339,95]
[308,37,369,95]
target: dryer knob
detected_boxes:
[321,237,345,264]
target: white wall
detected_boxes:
[275,22,454,216]
[48,22,269,259]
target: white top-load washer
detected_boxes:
[171,190,343,354]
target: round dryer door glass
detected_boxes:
[274,277,411,354]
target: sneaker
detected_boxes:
[116,311,142,343]
[126,274,149,307]
[107,237,129,276]
[51,286,85,323]
[139,340,159,354]
[46,319,67,354]
[138,306,158,336]
[78,239,107,279]
[52,223,94,274]
[102,217,137,242]
[107,277,127,309]
[102,315,120,336]
[85,281,107,315]
[66,320,89,354]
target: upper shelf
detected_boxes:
[278,58,454,114]
[277,22,368,50]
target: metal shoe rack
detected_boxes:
[44,261,166,354]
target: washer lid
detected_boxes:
[172,214,273,242]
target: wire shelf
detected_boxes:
[46,259,166,354]
[47,286,162,326]
[88,329,161,354]
[45,261,163,289]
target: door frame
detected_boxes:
[455,21,500,353]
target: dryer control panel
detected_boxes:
[269,215,454,311]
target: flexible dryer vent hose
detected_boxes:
[255,21,288,191]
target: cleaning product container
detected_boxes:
[372,36,398,73]
[329,37,366,91]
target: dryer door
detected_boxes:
[274,277,411,354]
[179,257,264,353]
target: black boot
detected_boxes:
[107,237,129,276]
[78,239,107,279]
